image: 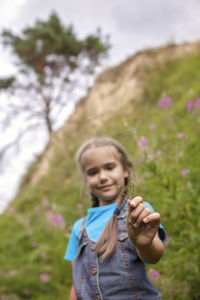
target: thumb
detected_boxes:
[127,199,133,217]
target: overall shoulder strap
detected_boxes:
[78,216,87,240]
[117,205,128,219]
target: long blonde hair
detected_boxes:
[76,137,133,258]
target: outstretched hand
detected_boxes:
[126,196,161,248]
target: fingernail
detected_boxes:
[131,200,136,207]
[143,217,148,223]
[134,196,143,202]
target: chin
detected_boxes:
[100,193,118,202]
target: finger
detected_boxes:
[128,203,146,224]
[127,196,143,216]
[133,207,153,228]
[143,212,161,226]
[128,196,143,209]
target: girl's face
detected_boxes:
[82,146,129,206]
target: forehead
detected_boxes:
[81,146,120,170]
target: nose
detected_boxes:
[99,169,108,183]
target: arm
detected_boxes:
[126,196,165,264]
[69,284,77,300]
[135,232,164,264]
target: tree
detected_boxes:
[0,12,110,161]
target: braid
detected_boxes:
[95,181,129,259]
[118,194,127,211]
[113,178,129,215]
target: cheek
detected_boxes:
[113,171,126,185]
[86,176,97,188]
[112,168,124,179]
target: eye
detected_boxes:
[106,164,115,170]
[107,166,114,170]
[87,169,98,176]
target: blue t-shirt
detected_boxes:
[64,201,166,261]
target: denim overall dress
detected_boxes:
[72,206,162,300]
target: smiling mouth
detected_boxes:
[99,184,113,190]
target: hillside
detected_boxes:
[0,40,200,300]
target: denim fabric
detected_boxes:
[72,207,162,300]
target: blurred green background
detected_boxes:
[0,44,200,300]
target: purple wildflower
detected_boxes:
[45,210,65,229]
[42,199,49,207]
[158,98,164,108]
[195,98,200,109]
[181,169,189,176]
[9,207,15,213]
[187,100,194,113]
[137,137,148,147]
[77,203,83,210]
[165,236,172,249]
[148,268,161,280]
[177,132,184,139]
[51,214,65,229]
[158,97,173,108]
[40,273,50,283]
[52,215,62,223]
[165,97,173,106]
[137,140,143,147]
[40,252,47,258]
[138,157,145,164]
[149,124,156,130]
[166,236,172,243]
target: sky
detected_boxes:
[0,0,200,213]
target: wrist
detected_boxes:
[128,233,154,250]
[135,240,153,251]
[135,236,164,264]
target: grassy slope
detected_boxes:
[0,49,200,300]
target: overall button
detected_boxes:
[94,296,101,300]
[91,267,97,275]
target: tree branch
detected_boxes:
[0,122,44,171]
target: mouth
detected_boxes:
[99,184,113,190]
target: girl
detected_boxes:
[65,137,166,300]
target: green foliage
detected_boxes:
[0,76,15,90]
[0,12,110,136]
[1,13,110,78]
[0,49,200,299]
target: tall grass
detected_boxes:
[0,51,200,299]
